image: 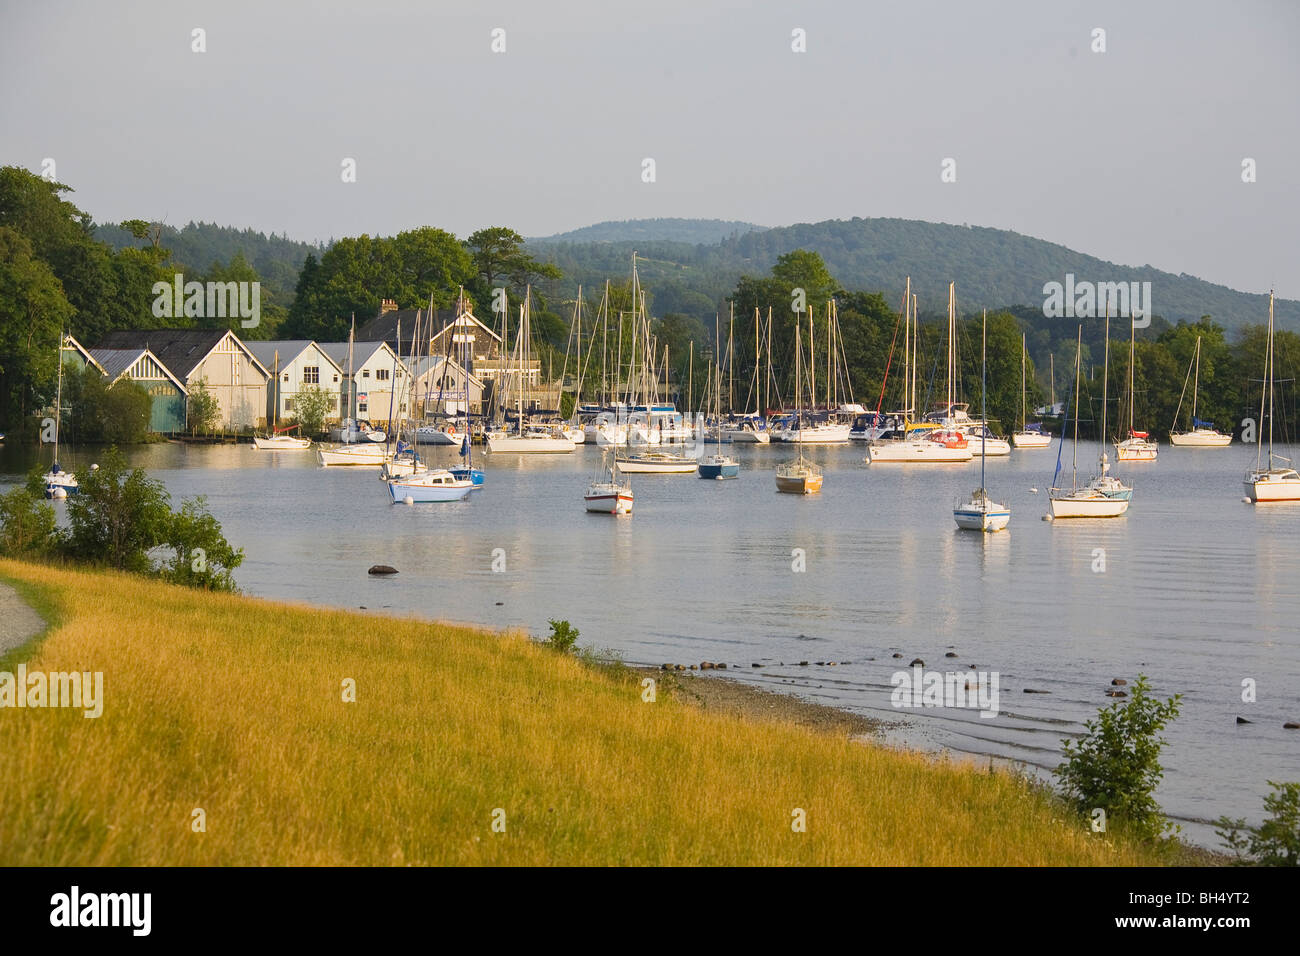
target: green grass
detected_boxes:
[0,559,1175,866]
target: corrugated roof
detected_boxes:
[87,348,188,392]
[317,341,397,372]
[95,328,267,381]
[245,340,340,373]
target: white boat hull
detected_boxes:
[1048,493,1131,518]
[388,472,474,502]
[615,455,698,474]
[585,487,633,514]
[253,435,311,450]
[1244,470,1300,502]
[1012,432,1053,448]
[1115,439,1158,461]
[866,439,973,463]
[319,445,388,466]
[776,423,851,444]
[486,434,575,453]
[1170,430,1231,447]
[954,505,1011,532]
[725,428,769,444]
[415,427,459,445]
[966,435,1011,456]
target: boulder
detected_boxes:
[368,565,398,575]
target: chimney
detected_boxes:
[380,298,398,314]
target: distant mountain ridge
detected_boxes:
[529,216,1297,332]
[532,218,768,245]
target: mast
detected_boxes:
[1102,308,1111,456]
[1050,353,1055,409]
[54,332,63,461]
[765,307,772,414]
[980,310,988,493]
[346,315,355,431]
[1268,291,1276,466]
[947,283,956,419]
[728,302,734,415]
[1072,325,1082,484]
[272,349,279,430]
[1191,336,1201,423]
[902,278,911,418]
[1129,312,1136,437]
[911,293,919,416]
[795,320,804,465]
[574,286,582,418]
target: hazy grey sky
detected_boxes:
[3,0,1297,296]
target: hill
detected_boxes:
[529,217,1298,332]
[532,217,768,245]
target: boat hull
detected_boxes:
[724,428,769,444]
[387,475,474,502]
[1170,430,1231,447]
[697,459,740,479]
[1244,472,1300,502]
[966,435,1011,456]
[954,507,1011,532]
[253,436,311,450]
[776,424,851,444]
[319,445,388,466]
[775,473,822,494]
[584,490,633,514]
[486,435,575,453]
[615,456,697,474]
[866,440,973,463]
[1115,439,1159,461]
[1012,432,1053,448]
[1048,493,1131,518]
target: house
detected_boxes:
[359,300,505,368]
[245,341,345,426]
[95,329,270,429]
[316,340,411,425]
[60,334,104,373]
[87,348,189,432]
[407,355,485,418]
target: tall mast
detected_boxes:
[947,283,956,418]
[765,307,772,414]
[1268,291,1276,465]
[980,310,987,492]
[902,278,911,417]
[1050,352,1055,409]
[1072,325,1082,484]
[911,293,919,416]
[575,286,582,414]
[1020,333,1027,431]
[728,302,734,415]
[1102,308,1111,454]
[1129,313,1136,436]
[1191,336,1201,423]
[54,332,63,460]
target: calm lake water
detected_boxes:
[4,438,1298,848]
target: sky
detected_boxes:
[2,0,1298,297]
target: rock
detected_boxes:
[358,605,367,609]
[689,665,697,670]
[495,601,504,606]
[945,652,958,658]
[716,663,727,670]
[1235,716,1252,724]
[1111,678,1128,686]
[675,664,686,671]
[751,663,762,668]
[909,658,924,667]
[798,661,809,666]
[662,664,674,671]
[1023,688,1050,694]
[1106,690,1128,698]
[368,565,398,575]
[700,661,714,670]
[969,664,978,669]
[1285,722,1300,730]
[814,661,825,666]
[892,652,903,659]
[826,661,837,667]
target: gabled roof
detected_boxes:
[88,348,189,393]
[431,310,501,346]
[62,334,105,374]
[245,340,343,376]
[317,340,403,374]
[95,328,269,381]
[408,354,485,390]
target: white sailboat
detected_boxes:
[867,282,973,463]
[486,290,576,454]
[775,321,823,494]
[1244,292,1300,502]
[44,333,79,498]
[1049,322,1132,519]
[585,453,633,514]
[322,318,389,465]
[388,468,473,503]
[1115,317,1158,461]
[253,351,312,450]
[1169,335,1231,446]
[1012,334,1052,448]
[954,311,1010,531]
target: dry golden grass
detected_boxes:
[0,559,1166,865]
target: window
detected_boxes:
[331,396,339,409]
[283,373,290,382]
[358,401,368,414]
[362,370,370,378]
[284,398,295,412]
[400,402,407,412]
[303,366,319,385]
[376,368,389,382]
[333,374,339,383]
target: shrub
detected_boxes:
[1216,781,1300,866]
[1054,674,1182,841]
[291,385,333,436]
[63,447,172,572]
[160,496,243,592]
[187,377,221,435]
[0,485,56,556]
[546,619,579,653]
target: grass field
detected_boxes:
[0,559,1173,865]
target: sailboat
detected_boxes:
[44,333,79,498]
[253,350,312,450]
[1244,292,1300,501]
[867,282,973,463]
[487,290,576,453]
[585,451,633,514]
[1169,335,1231,446]
[698,352,739,479]
[1012,334,1052,448]
[954,311,1010,531]
[1115,317,1158,461]
[1048,320,1132,518]
[775,321,823,494]
[321,317,388,465]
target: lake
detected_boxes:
[4,437,1297,849]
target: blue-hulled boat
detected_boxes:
[697,454,739,480]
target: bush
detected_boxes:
[1054,674,1182,842]
[1216,781,1300,866]
[546,619,579,653]
[161,496,243,592]
[63,447,172,572]
[63,366,153,443]
[187,377,221,435]
[291,385,332,436]
[0,485,56,556]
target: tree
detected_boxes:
[63,448,173,572]
[0,483,56,556]
[1054,675,1183,841]
[187,377,220,434]
[1216,781,1300,866]
[291,385,333,436]
[160,495,243,592]
[0,226,72,431]
[466,226,561,298]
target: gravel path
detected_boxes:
[0,582,44,657]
